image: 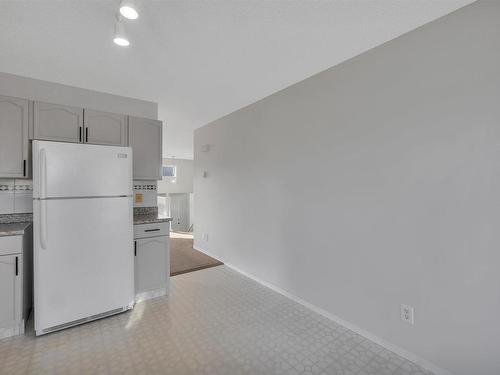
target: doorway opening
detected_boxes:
[158,193,222,276]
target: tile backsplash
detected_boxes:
[133,181,157,208]
[1,179,154,213]
[0,179,33,214]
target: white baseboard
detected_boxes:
[194,245,455,375]
[135,288,167,303]
[0,320,24,340]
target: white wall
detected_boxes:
[157,158,193,194]
[0,72,157,119]
[194,2,500,374]
[0,179,32,214]
[133,181,158,208]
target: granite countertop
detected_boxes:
[133,206,172,225]
[133,213,172,225]
[0,222,32,237]
[1,208,172,232]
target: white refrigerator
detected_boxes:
[32,140,135,336]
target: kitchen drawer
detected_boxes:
[134,222,169,239]
[0,236,22,256]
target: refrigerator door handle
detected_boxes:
[40,200,48,250]
[39,148,48,250]
[40,148,47,199]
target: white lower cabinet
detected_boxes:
[0,254,22,335]
[0,229,32,339]
[134,222,170,302]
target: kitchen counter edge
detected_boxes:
[133,215,172,225]
[0,222,32,237]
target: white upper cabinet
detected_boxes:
[33,102,83,143]
[0,95,29,178]
[84,109,128,146]
[129,116,162,180]
[4,95,160,180]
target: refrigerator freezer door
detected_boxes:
[33,141,132,199]
[33,197,134,334]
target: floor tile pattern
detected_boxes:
[0,266,433,375]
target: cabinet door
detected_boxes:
[0,254,22,328]
[84,109,128,146]
[33,101,83,143]
[134,237,169,294]
[129,116,162,180]
[0,96,29,178]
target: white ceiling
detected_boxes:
[0,0,474,159]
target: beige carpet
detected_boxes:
[170,232,223,276]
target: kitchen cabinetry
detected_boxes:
[0,254,22,336]
[83,109,128,146]
[33,104,129,147]
[3,95,162,180]
[0,227,32,339]
[33,101,83,143]
[129,116,163,180]
[134,222,170,302]
[0,95,30,178]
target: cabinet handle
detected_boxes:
[145,228,160,232]
[86,127,89,143]
[134,241,137,256]
[23,160,26,176]
[79,126,82,142]
[15,256,18,276]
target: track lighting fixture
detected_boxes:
[113,19,130,47]
[119,0,139,20]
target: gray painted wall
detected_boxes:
[0,72,157,119]
[158,158,194,194]
[194,2,500,374]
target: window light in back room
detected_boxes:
[162,165,176,184]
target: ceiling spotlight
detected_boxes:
[113,20,130,47]
[120,0,139,20]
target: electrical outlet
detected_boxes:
[202,233,208,241]
[400,304,414,325]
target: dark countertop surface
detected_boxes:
[133,213,172,225]
[0,222,32,237]
[0,213,33,224]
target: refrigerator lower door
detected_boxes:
[34,197,134,335]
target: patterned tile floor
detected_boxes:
[0,266,433,375]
